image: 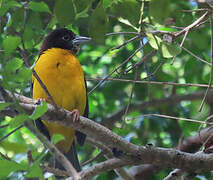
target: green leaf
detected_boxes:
[89,2,108,44]
[11,8,24,30]
[158,27,176,32]
[74,0,92,13]
[52,134,65,145]
[149,0,171,23]
[147,34,162,50]
[25,161,44,179]
[109,0,140,27]
[54,0,75,25]
[75,7,89,19]
[16,67,32,82]
[0,141,27,153]
[0,0,21,16]
[3,36,21,57]
[26,12,43,32]
[9,114,28,128]
[23,27,34,48]
[28,1,50,13]
[161,42,182,58]
[29,101,48,120]
[0,160,26,178]
[0,102,11,111]
[118,17,137,30]
[103,0,113,8]
[5,58,23,72]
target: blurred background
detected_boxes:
[0,0,213,179]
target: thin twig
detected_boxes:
[124,50,156,74]
[87,77,211,88]
[106,32,139,36]
[32,69,59,109]
[144,59,165,80]
[182,9,209,12]
[0,151,11,161]
[138,0,144,32]
[122,68,138,127]
[93,48,111,64]
[17,48,30,67]
[194,18,209,29]
[0,124,9,129]
[81,146,96,166]
[199,15,213,112]
[180,30,189,47]
[111,34,143,51]
[88,47,142,94]
[25,121,80,179]
[147,30,175,36]
[170,56,176,65]
[19,5,30,67]
[144,62,152,101]
[0,124,24,142]
[174,11,211,38]
[198,114,213,152]
[81,151,104,166]
[182,46,212,66]
[144,114,213,125]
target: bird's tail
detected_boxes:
[56,142,81,172]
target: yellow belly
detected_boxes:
[32,48,86,153]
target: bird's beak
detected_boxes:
[72,35,91,45]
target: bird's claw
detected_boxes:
[70,109,80,122]
[35,98,46,105]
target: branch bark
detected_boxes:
[2,93,213,177]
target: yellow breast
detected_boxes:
[32,48,86,153]
[33,48,86,114]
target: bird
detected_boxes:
[32,28,91,172]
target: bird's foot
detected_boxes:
[35,98,46,105]
[70,109,80,122]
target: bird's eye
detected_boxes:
[62,35,70,41]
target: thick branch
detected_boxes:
[123,126,213,180]
[3,94,213,174]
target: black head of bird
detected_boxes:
[40,28,91,54]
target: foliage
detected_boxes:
[0,0,212,179]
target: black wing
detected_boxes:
[75,78,89,146]
[31,80,51,139]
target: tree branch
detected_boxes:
[2,93,213,175]
[79,158,133,179]
[25,121,80,179]
[174,11,211,38]
[102,90,213,129]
